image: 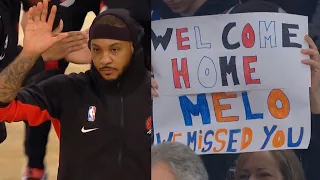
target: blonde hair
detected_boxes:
[235,150,305,180]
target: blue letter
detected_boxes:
[187,131,197,151]
[202,130,214,152]
[156,132,174,144]
[261,125,277,149]
[259,21,277,48]
[179,94,211,126]
[242,92,264,120]
[288,127,304,147]
[227,129,241,152]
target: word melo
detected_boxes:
[151,21,301,51]
[155,125,304,153]
[179,90,290,126]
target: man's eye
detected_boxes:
[111,48,120,52]
[93,48,100,52]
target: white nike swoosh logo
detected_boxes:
[81,127,99,133]
[0,54,5,60]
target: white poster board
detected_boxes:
[152,13,311,154]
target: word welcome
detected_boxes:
[152,22,301,52]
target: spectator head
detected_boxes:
[235,150,305,180]
[151,142,208,180]
[162,0,206,16]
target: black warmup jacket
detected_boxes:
[0,9,151,180]
[0,0,20,143]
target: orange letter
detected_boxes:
[176,28,190,50]
[240,127,253,150]
[173,133,182,142]
[213,128,228,152]
[268,89,290,119]
[198,131,203,150]
[212,93,239,122]
[272,130,285,148]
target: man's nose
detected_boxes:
[100,55,112,64]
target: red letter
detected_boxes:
[242,23,255,48]
[243,56,261,85]
[176,28,190,50]
[172,58,190,89]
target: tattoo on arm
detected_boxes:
[0,53,38,103]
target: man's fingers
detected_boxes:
[52,20,64,36]
[301,49,319,57]
[302,59,319,68]
[47,5,57,30]
[27,7,34,24]
[40,0,48,22]
[151,78,158,89]
[68,44,87,54]
[64,32,88,43]
[53,33,68,43]
[33,3,42,22]
[66,39,87,49]
[305,35,318,51]
[151,88,159,97]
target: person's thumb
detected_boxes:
[53,33,68,43]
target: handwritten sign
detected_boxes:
[151,13,310,95]
[152,13,311,154]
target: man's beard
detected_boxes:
[102,62,130,82]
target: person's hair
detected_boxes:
[151,142,208,180]
[95,15,127,28]
[235,150,306,180]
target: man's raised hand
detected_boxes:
[23,0,68,56]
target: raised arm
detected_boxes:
[0,0,67,103]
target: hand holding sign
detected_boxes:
[301,35,320,91]
[152,77,159,97]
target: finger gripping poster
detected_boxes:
[152,13,311,154]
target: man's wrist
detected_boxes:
[41,53,50,62]
[20,50,40,61]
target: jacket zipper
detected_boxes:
[118,83,124,168]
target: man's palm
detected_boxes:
[24,21,56,54]
[23,1,67,56]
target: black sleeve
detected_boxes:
[310,114,320,151]
[0,121,6,144]
[0,74,67,126]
